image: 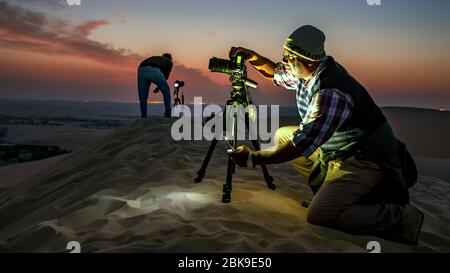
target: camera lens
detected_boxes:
[208,57,232,74]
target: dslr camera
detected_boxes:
[174,80,185,88]
[208,54,257,90]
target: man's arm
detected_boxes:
[229,47,300,89]
[231,89,354,167]
[161,65,171,80]
[248,53,276,80]
[253,141,303,164]
[164,62,173,80]
[230,141,302,167]
[229,47,276,81]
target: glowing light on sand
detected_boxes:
[166,192,213,203]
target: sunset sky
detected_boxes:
[0,0,449,108]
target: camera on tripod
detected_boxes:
[173,80,185,106]
[209,54,258,91]
[208,53,259,120]
[194,51,276,203]
[174,80,185,88]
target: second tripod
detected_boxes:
[173,80,185,106]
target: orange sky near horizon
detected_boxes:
[3,46,448,103]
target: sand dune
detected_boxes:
[0,115,449,253]
[0,154,70,194]
[3,125,115,152]
[382,107,450,158]
[0,124,115,190]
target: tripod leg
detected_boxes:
[244,112,276,190]
[194,138,219,183]
[222,103,238,203]
[222,156,234,203]
[250,140,276,190]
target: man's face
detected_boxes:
[282,50,309,79]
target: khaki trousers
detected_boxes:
[274,126,404,234]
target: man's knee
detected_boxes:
[274,128,283,145]
[274,126,297,145]
[306,202,337,227]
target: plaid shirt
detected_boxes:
[273,60,360,157]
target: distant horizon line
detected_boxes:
[0,98,447,112]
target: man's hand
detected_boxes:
[229,47,258,62]
[229,145,252,167]
[229,47,276,81]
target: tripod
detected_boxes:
[173,86,184,106]
[194,86,276,203]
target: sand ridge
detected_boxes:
[0,117,449,252]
